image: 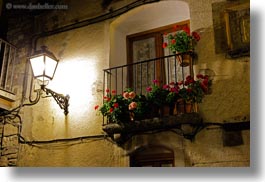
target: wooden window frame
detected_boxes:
[126,20,190,87]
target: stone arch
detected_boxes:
[123,132,188,167]
[109,0,190,67]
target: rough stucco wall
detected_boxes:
[184,0,249,166]
[2,0,249,167]
[17,5,127,166]
[18,139,126,167]
[189,0,250,123]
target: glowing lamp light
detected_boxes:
[29,46,59,82]
[29,46,69,115]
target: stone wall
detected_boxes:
[1,0,250,167]
[0,121,20,167]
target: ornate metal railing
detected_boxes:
[103,53,193,96]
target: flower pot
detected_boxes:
[176,99,198,114]
[160,105,170,116]
[176,53,192,67]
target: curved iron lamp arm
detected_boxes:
[41,85,70,115]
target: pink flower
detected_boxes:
[153,79,159,84]
[129,91,136,99]
[163,84,169,89]
[123,92,129,99]
[146,87,152,92]
[129,102,137,110]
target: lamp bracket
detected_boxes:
[41,85,70,115]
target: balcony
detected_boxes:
[101,53,206,144]
[0,39,16,111]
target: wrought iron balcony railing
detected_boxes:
[103,53,193,97]
[0,38,16,94]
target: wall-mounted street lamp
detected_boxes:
[29,46,70,115]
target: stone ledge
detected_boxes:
[102,113,203,144]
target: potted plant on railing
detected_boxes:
[95,89,131,124]
[146,79,169,117]
[177,74,211,114]
[95,88,149,124]
[163,81,180,115]
[162,25,200,67]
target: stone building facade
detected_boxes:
[0,0,250,167]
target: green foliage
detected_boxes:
[163,25,200,53]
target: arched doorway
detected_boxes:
[109,0,190,68]
[108,1,190,93]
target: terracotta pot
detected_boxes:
[160,103,176,117]
[176,99,197,114]
[176,53,192,67]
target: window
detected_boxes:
[126,20,191,93]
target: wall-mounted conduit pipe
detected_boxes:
[31,0,160,51]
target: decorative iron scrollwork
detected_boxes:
[42,87,70,115]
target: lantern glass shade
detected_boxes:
[29,54,58,81]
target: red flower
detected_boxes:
[187,88,192,93]
[183,26,190,35]
[113,103,119,108]
[196,74,204,79]
[105,88,110,93]
[192,31,200,42]
[171,39,176,44]
[202,79,208,86]
[170,87,178,93]
[109,108,114,113]
[94,105,99,110]
[173,25,180,31]
[162,42,168,48]
[103,96,110,101]
[186,75,192,81]
[169,82,175,85]
[111,90,116,95]
[203,75,209,79]
[178,81,184,85]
